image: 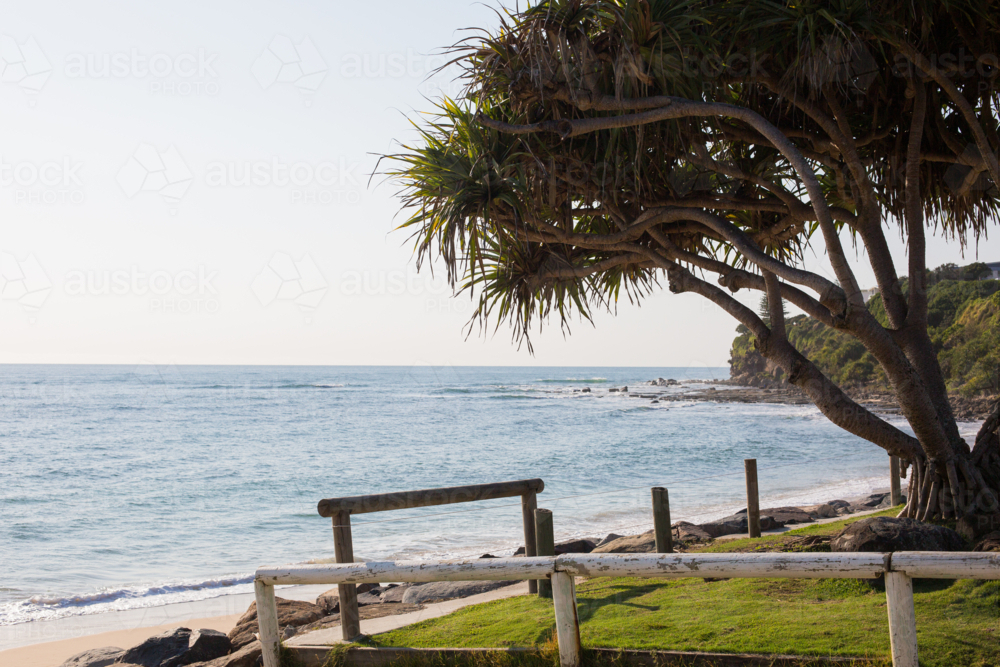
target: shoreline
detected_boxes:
[0,477,901,667]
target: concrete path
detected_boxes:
[287,582,530,647]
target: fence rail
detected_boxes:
[255,551,998,667]
[315,478,545,639]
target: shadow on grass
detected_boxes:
[576,582,664,625]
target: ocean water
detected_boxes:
[0,365,957,628]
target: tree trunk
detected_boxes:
[896,403,1000,521]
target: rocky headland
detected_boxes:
[576,376,998,421]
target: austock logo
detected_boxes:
[0,35,52,94]
[251,252,328,323]
[117,144,194,203]
[64,48,220,96]
[0,252,52,321]
[204,157,362,204]
[64,266,220,314]
[251,36,327,98]
[0,155,85,205]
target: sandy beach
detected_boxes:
[0,503,895,667]
[0,584,330,667]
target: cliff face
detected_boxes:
[729,279,1000,397]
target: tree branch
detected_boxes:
[896,42,1000,187]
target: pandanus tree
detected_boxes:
[387,0,1000,521]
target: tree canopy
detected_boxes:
[388,0,1000,521]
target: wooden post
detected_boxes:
[890,456,902,507]
[551,571,581,667]
[745,459,761,538]
[332,509,361,640]
[254,580,281,667]
[651,487,673,553]
[535,508,555,598]
[521,491,539,594]
[885,571,919,667]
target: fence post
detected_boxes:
[651,487,673,553]
[332,509,361,640]
[551,570,581,667]
[254,580,281,667]
[885,571,919,667]
[890,456,902,507]
[535,508,555,598]
[522,490,539,594]
[745,459,761,538]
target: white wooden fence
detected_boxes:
[254,552,999,667]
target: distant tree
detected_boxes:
[388,0,1000,520]
[929,263,963,284]
[964,262,992,281]
[758,294,787,329]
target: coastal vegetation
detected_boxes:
[730,271,1000,397]
[360,510,999,667]
[387,0,1000,522]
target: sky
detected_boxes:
[1,0,998,368]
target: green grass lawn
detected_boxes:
[370,510,1000,667]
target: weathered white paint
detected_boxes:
[255,551,999,667]
[891,551,1000,579]
[885,572,918,667]
[255,557,556,586]
[551,571,581,667]
[255,579,281,667]
[554,552,890,579]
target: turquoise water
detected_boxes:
[0,365,918,625]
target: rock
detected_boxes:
[380,583,412,603]
[813,503,838,518]
[228,598,324,650]
[356,591,383,606]
[672,521,712,542]
[973,531,1000,552]
[183,630,231,665]
[512,538,596,556]
[853,493,891,509]
[315,584,379,615]
[117,627,230,667]
[609,388,619,392]
[581,387,591,393]
[621,386,628,392]
[401,580,517,604]
[555,538,596,554]
[58,646,124,667]
[823,499,854,515]
[699,512,782,538]
[758,506,814,524]
[956,513,1000,543]
[595,533,622,547]
[591,531,656,553]
[316,588,340,614]
[831,517,965,553]
[117,627,192,667]
[185,640,261,667]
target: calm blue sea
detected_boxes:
[0,365,943,627]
